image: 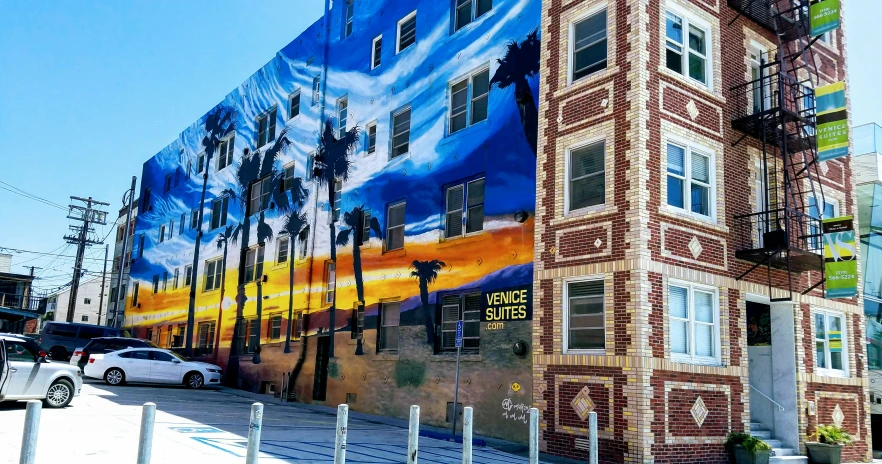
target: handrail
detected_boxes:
[750,384,785,412]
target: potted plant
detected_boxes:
[805,424,853,464]
[726,432,773,464]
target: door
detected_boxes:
[746,302,774,430]
[0,340,8,398]
[749,45,771,115]
[754,158,770,248]
[3,341,46,397]
[149,351,183,383]
[121,350,153,382]
[312,336,330,401]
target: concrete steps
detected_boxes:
[749,423,807,464]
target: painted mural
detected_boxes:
[127,0,540,441]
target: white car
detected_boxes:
[0,334,83,408]
[83,348,222,389]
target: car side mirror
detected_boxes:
[38,351,48,363]
[172,359,181,364]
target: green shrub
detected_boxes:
[725,432,771,454]
[809,425,853,446]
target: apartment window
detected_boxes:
[190,209,199,229]
[361,209,372,245]
[132,282,139,307]
[146,329,153,342]
[815,310,847,376]
[391,107,411,158]
[282,162,296,191]
[818,30,832,45]
[152,275,160,294]
[809,197,838,249]
[184,265,193,287]
[332,178,342,222]
[567,141,606,212]
[298,227,310,259]
[257,107,277,147]
[455,0,491,31]
[386,202,406,250]
[343,0,354,38]
[81,315,89,322]
[269,315,283,341]
[211,196,229,230]
[669,282,719,365]
[168,220,174,240]
[439,293,481,353]
[123,251,130,269]
[571,8,608,82]
[324,261,336,304]
[179,213,185,234]
[351,304,365,340]
[337,96,348,139]
[164,175,172,193]
[248,176,273,216]
[277,236,290,264]
[197,322,215,355]
[665,10,710,87]
[138,234,145,258]
[84,298,92,305]
[306,152,316,181]
[204,258,223,291]
[378,302,400,352]
[292,313,303,339]
[371,35,382,69]
[565,279,605,351]
[289,91,301,119]
[449,68,489,134]
[173,268,180,289]
[159,225,166,243]
[666,142,713,218]
[397,12,417,53]
[445,178,484,238]
[244,245,265,283]
[197,152,206,174]
[365,122,377,155]
[162,271,168,292]
[217,135,235,171]
[116,225,126,242]
[236,318,260,354]
[312,77,321,105]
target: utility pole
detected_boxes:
[25,266,41,276]
[111,177,137,328]
[97,244,108,326]
[64,196,109,323]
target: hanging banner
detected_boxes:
[823,216,858,299]
[810,0,841,37]
[815,82,849,161]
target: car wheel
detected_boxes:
[104,368,125,386]
[185,372,204,389]
[49,346,67,361]
[44,379,74,408]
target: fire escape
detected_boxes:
[728,0,827,301]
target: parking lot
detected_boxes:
[0,380,542,463]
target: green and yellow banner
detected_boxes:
[815,82,849,161]
[823,216,857,299]
[810,0,841,37]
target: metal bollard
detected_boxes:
[334,404,349,464]
[588,411,598,464]
[529,408,539,464]
[246,402,264,464]
[407,405,420,464]
[19,400,41,464]
[136,402,156,464]
[461,407,473,464]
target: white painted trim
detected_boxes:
[667,278,722,367]
[396,11,417,54]
[812,308,850,378]
[371,34,382,69]
[663,2,714,92]
[564,136,607,216]
[664,133,718,223]
[566,1,609,87]
[562,274,607,355]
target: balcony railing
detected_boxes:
[729,67,815,147]
[0,292,47,314]
[733,208,824,273]
[727,0,808,43]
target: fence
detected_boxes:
[16,400,599,463]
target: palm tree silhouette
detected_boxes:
[282,210,309,354]
[212,223,237,361]
[336,205,382,355]
[185,105,236,357]
[313,118,360,358]
[490,28,540,156]
[410,259,446,345]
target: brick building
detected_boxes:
[533,0,869,462]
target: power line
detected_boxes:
[0,181,67,210]
[0,246,107,262]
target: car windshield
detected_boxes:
[120,329,133,338]
[145,340,160,348]
[169,352,190,362]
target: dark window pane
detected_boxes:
[667,176,685,208]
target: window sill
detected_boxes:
[270,262,289,271]
[657,66,724,103]
[816,369,849,379]
[387,152,411,166]
[659,206,728,233]
[558,65,620,98]
[441,119,489,146]
[375,352,399,361]
[448,8,495,38]
[379,248,407,260]
[671,355,720,367]
[556,203,618,224]
[563,349,606,356]
[202,289,221,296]
[438,232,486,249]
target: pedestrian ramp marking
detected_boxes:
[170,426,223,434]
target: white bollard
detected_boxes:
[334,404,349,464]
[588,411,598,464]
[529,408,539,464]
[136,402,156,464]
[246,402,264,464]
[461,406,473,464]
[19,400,41,464]
[407,405,420,464]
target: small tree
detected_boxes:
[409,260,446,344]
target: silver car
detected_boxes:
[0,334,82,408]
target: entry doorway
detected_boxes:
[313,336,330,401]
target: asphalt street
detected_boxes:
[0,379,544,463]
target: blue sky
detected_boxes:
[0,0,879,292]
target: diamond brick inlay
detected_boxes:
[594,238,603,248]
[571,386,595,421]
[832,404,845,428]
[686,100,700,121]
[691,396,708,428]
[688,236,703,259]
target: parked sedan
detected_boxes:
[70,337,158,370]
[83,348,222,389]
[0,334,82,408]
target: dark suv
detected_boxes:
[70,337,158,370]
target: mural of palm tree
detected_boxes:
[490,28,540,156]
[282,210,309,354]
[212,223,237,361]
[185,105,236,357]
[313,118,360,358]
[336,205,382,355]
[409,259,446,345]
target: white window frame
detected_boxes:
[269,314,283,341]
[385,201,406,251]
[444,178,485,238]
[396,11,417,54]
[813,308,849,378]
[288,90,301,120]
[337,96,348,139]
[203,257,223,292]
[210,195,229,230]
[159,225,166,243]
[667,280,721,366]
[256,106,277,148]
[184,265,192,287]
[371,35,382,70]
[217,133,235,171]
[567,4,609,86]
[564,138,606,214]
[332,178,342,222]
[365,121,378,155]
[277,235,290,264]
[243,244,265,284]
[748,42,771,114]
[562,276,606,354]
[448,66,490,135]
[665,136,717,221]
[324,261,336,304]
[809,196,839,249]
[343,0,354,38]
[378,301,401,353]
[390,105,412,159]
[312,76,321,106]
[664,5,713,91]
[282,161,296,191]
[454,0,492,32]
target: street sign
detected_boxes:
[455,320,463,348]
